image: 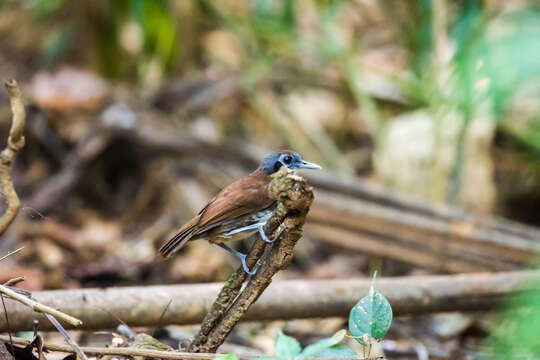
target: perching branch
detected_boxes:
[0,80,26,237]
[190,168,314,353]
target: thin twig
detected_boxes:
[0,79,26,237]
[153,299,173,337]
[2,277,25,287]
[0,247,24,262]
[0,284,82,326]
[0,295,12,347]
[45,314,88,360]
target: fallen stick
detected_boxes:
[0,335,244,360]
[304,223,487,273]
[0,247,23,262]
[0,335,378,360]
[308,190,539,271]
[1,270,538,332]
[306,171,540,242]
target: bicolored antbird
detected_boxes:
[159,151,321,274]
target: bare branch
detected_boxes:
[4,80,25,145]
[45,314,88,360]
[0,80,26,236]
[0,247,24,262]
[2,277,25,287]
[0,335,239,360]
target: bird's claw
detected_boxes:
[258,224,273,243]
[239,253,257,275]
[216,242,262,275]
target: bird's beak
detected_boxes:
[298,160,322,170]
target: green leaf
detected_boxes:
[256,358,281,360]
[297,330,346,360]
[315,344,357,358]
[348,271,393,343]
[275,331,302,360]
[215,354,239,360]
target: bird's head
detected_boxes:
[259,151,321,174]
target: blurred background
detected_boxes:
[0,0,540,358]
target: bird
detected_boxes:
[159,151,321,274]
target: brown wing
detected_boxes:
[159,170,273,258]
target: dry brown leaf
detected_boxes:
[31,67,109,111]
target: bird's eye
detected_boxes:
[283,155,292,164]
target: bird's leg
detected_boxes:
[224,223,259,236]
[216,243,259,275]
[257,223,273,243]
[224,223,274,243]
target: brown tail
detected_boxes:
[159,226,196,258]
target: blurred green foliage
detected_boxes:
[8,0,540,179]
[93,0,177,78]
[22,0,177,79]
[480,275,540,358]
[255,330,355,360]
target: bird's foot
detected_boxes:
[216,242,259,275]
[238,253,259,275]
[258,223,273,243]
